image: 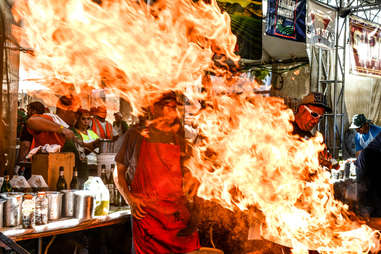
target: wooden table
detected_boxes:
[0,208,131,254]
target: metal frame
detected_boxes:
[312,0,380,157]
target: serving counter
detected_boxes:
[0,207,131,254]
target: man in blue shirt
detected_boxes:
[350,114,381,158]
[355,131,381,217]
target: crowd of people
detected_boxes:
[16,96,129,185]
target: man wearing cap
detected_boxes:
[292,92,333,169]
[293,92,332,138]
[349,114,381,158]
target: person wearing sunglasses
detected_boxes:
[293,92,331,139]
[292,92,334,169]
[349,114,381,158]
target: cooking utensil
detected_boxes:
[74,190,94,220]
[1,192,24,227]
[0,199,6,227]
[61,190,76,217]
[46,191,63,221]
[99,139,114,153]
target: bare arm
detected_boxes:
[17,141,31,162]
[27,116,74,141]
[114,162,131,201]
[356,150,361,158]
[114,162,146,219]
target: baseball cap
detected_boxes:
[300,92,332,113]
[350,114,370,129]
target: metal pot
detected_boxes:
[61,190,76,217]
[1,192,24,227]
[99,139,114,153]
[0,199,7,227]
[74,191,94,220]
[46,191,63,221]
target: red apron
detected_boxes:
[131,139,199,254]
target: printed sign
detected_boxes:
[306,0,336,49]
[350,17,381,77]
[217,0,262,60]
[266,0,306,42]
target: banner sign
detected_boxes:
[350,17,381,77]
[306,0,336,49]
[217,0,262,60]
[266,0,306,42]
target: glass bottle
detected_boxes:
[70,168,79,190]
[108,164,115,205]
[35,192,48,225]
[56,166,67,191]
[1,175,12,193]
[22,194,35,228]
[100,165,107,184]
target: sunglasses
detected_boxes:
[303,105,324,120]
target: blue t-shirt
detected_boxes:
[355,124,381,152]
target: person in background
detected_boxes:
[292,92,334,169]
[27,95,77,147]
[17,104,27,139]
[17,101,46,163]
[75,109,100,176]
[113,112,129,137]
[113,112,129,152]
[349,114,381,158]
[90,105,116,140]
[114,92,200,254]
[355,131,381,217]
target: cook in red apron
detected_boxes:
[130,138,200,254]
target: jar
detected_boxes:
[22,194,35,228]
[35,192,48,225]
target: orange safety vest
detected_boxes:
[91,118,113,139]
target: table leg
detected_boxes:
[37,238,42,254]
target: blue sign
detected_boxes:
[266,0,306,42]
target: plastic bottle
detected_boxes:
[83,176,110,216]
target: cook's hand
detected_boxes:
[183,171,200,200]
[93,138,101,148]
[61,128,75,141]
[319,148,333,170]
[128,195,147,220]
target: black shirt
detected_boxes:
[20,125,33,143]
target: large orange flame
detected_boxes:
[187,90,379,252]
[13,0,237,111]
[13,0,379,252]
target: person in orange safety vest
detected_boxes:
[90,105,116,140]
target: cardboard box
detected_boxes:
[31,152,75,190]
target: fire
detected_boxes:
[13,0,237,111]
[187,91,379,253]
[13,0,379,253]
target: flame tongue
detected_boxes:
[187,92,379,253]
[14,0,237,111]
[14,0,380,252]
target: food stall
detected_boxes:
[0,149,131,254]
